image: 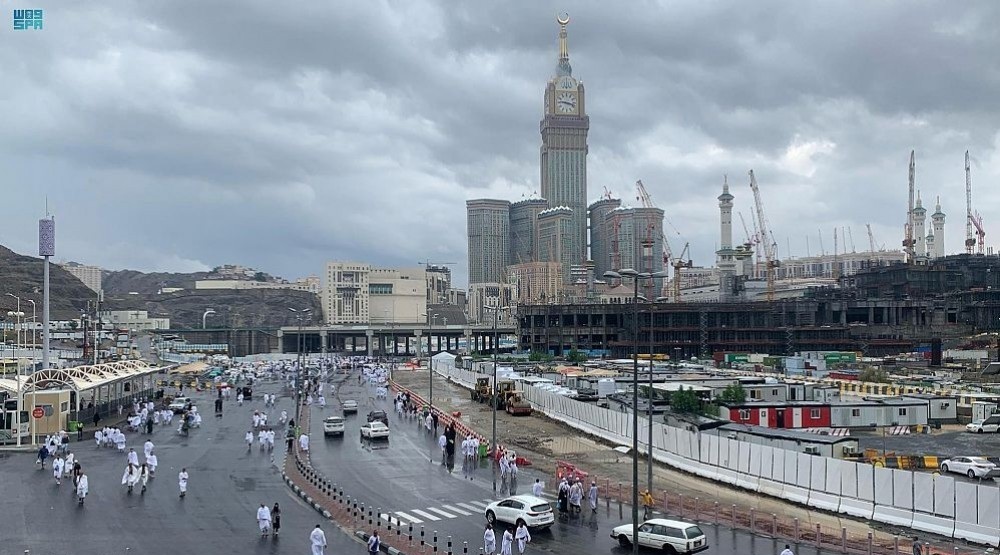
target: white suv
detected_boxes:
[484,495,554,530]
[966,415,1000,433]
[323,415,345,437]
[611,519,708,554]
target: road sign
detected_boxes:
[32,407,44,419]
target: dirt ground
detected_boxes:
[393,367,967,549]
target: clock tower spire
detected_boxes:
[540,13,589,279]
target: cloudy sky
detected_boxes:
[2,1,998,286]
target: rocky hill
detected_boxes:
[0,245,106,320]
[101,269,211,295]
[105,288,323,329]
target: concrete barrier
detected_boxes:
[910,512,955,538]
[807,491,841,513]
[872,506,914,528]
[838,497,874,519]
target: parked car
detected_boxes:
[966,415,1000,433]
[484,495,554,530]
[940,456,1000,479]
[367,410,389,426]
[323,415,345,437]
[342,400,358,414]
[610,518,709,554]
[360,421,390,440]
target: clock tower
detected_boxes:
[540,14,590,270]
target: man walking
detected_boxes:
[780,545,794,555]
[368,530,381,555]
[178,467,189,498]
[310,524,328,555]
[257,503,272,537]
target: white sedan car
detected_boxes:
[484,495,554,529]
[940,456,1000,479]
[610,518,709,554]
[360,421,390,440]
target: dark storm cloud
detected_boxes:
[0,0,998,285]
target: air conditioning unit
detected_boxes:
[804,446,820,455]
[727,432,738,440]
[842,446,859,456]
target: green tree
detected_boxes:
[670,386,701,414]
[68,321,79,331]
[529,350,554,362]
[859,367,890,383]
[719,382,747,404]
[566,349,588,365]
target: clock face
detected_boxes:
[556,92,577,113]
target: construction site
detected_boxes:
[517,149,996,359]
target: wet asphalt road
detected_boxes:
[0,379,358,555]
[310,369,846,555]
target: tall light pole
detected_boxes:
[289,307,312,404]
[6,293,22,354]
[647,296,668,494]
[26,299,37,367]
[604,268,668,555]
[484,304,509,494]
[202,309,216,330]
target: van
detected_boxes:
[966,415,1000,433]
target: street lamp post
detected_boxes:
[484,304,509,494]
[26,299,37,368]
[202,308,216,330]
[647,296,668,494]
[604,268,668,555]
[6,293,22,356]
[289,307,312,415]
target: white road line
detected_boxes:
[380,513,409,527]
[394,511,422,524]
[442,504,472,516]
[464,501,490,510]
[409,509,441,521]
[426,507,458,519]
[456,502,482,512]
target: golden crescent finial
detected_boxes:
[557,13,570,26]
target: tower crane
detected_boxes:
[866,223,877,253]
[749,170,779,301]
[966,150,985,254]
[738,212,755,247]
[672,242,693,301]
[903,151,916,263]
[635,180,674,265]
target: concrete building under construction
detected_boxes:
[518,254,1000,358]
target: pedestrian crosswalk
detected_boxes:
[380,498,496,526]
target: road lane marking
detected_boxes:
[464,501,490,510]
[426,507,458,519]
[409,509,441,521]
[381,513,409,526]
[442,504,472,515]
[394,511,422,524]
[456,502,481,512]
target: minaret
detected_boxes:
[718,176,734,251]
[913,192,926,259]
[716,176,738,300]
[932,196,946,259]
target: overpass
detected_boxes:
[277,323,517,357]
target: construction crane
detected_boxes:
[738,212,755,246]
[847,227,856,253]
[866,223,877,253]
[965,150,986,255]
[602,186,614,201]
[748,170,779,301]
[635,180,674,266]
[833,228,839,280]
[903,151,916,263]
[672,242,693,301]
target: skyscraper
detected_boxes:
[536,206,575,283]
[588,197,621,277]
[540,15,589,269]
[509,197,548,264]
[466,199,511,284]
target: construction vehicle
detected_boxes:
[505,392,533,416]
[471,377,492,403]
[488,380,515,409]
